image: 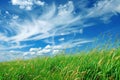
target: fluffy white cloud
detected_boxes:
[58,1,74,16]
[24,45,59,56]
[29,47,42,52]
[11,0,45,10]
[23,39,93,56]
[12,15,19,20]
[34,0,44,6]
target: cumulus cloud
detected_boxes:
[11,0,45,10]
[23,39,93,56]
[58,1,74,16]
[12,15,19,20]
[24,45,60,56]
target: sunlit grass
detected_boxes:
[0,47,120,80]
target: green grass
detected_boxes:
[0,48,120,80]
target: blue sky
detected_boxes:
[0,0,120,61]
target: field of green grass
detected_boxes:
[0,48,120,80]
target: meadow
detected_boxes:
[0,47,120,80]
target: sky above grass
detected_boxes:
[0,0,120,61]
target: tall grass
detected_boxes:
[0,33,120,80]
[0,47,120,80]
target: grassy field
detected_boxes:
[0,48,120,80]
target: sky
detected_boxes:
[0,0,120,61]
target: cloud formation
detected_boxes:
[24,39,93,57]
[11,0,45,10]
[86,0,120,20]
[0,0,120,60]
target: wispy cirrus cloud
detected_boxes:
[0,0,120,60]
[1,1,81,42]
[86,0,120,21]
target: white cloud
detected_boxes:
[1,1,80,43]
[1,0,120,45]
[5,11,9,15]
[12,15,19,20]
[0,0,120,60]
[23,39,93,56]
[34,0,44,6]
[0,43,32,51]
[59,38,65,41]
[116,5,120,12]
[11,0,45,10]
[0,51,24,62]
[29,47,41,52]
[79,29,83,34]
[86,0,120,19]
[58,1,74,16]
